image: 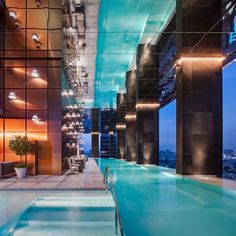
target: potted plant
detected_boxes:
[9,135,33,178]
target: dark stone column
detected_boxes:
[136,44,159,165]
[109,111,115,157]
[92,108,99,158]
[116,93,126,159]
[176,0,222,176]
[109,133,113,157]
[125,70,137,162]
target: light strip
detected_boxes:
[116,124,126,130]
[178,57,225,64]
[136,103,160,110]
[125,114,136,120]
[91,132,99,135]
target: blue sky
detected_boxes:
[223,61,236,150]
[159,100,176,151]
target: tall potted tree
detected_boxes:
[9,135,33,178]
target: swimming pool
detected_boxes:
[96,158,236,236]
[0,191,116,236]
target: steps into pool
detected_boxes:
[1,196,117,236]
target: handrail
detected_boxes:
[104,166,125,236]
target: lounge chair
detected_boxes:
[66,157,80,175]
[71,156,84,172]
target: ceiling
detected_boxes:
[93,0,176,108]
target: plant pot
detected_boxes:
[14,167,27,178]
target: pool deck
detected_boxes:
[0,159,106,191]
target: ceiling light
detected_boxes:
[61,90,68,96]
[66,112,71,118]
[68,90,74,96]
[69,124,74,130]
[61,124,68,132]
[8,91,16,100]
[31,69,39,78]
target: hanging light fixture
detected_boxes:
[69,123,74,130]
[61,90,68,96]
[66,112,71,118]
[68,90,74,96]
[8,91,16,100]
[61,124,68,132]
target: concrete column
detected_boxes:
[136,44,159,165]
[92,108,99,158]
[125,70,137,162]
[176,0,222,176]
[116,93,126,159]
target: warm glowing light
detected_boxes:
[116,124,126,130]
[32,33,39,42]
[136,103,160,110]
[32,114,40,122]
[8,91,16,100]
[125,114,136,120]
[69,124,74,130]
[91,132,99,135]
[61,124,68,132]
[109,131,114,135]
[61,90,68,96]
[9,10,17,20]
[31,69,39,78]
[178,57,225,64]
[68,90,74,96]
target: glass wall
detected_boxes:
[159,100,176,168]
[223,61,236,180]
[0,0,62,174]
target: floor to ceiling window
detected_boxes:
[159,100,176,168]
[223,61,236,180]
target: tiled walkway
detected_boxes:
[0,159,105,190]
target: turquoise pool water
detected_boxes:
[0,191,116,236]
[96,158,236,236]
